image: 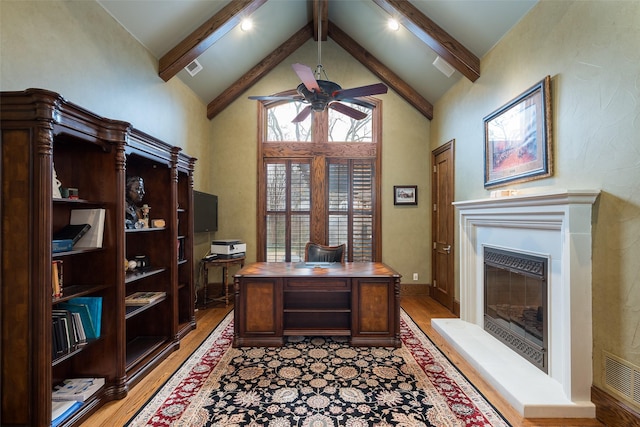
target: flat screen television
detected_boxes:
[193,191,218,233]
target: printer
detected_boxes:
[211,239,246,258]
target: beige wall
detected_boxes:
[431,0,640,392]
[209,38,432,283]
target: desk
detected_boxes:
[233,262,401,347]
[201,256,245,307]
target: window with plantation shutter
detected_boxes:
[257,99,382,262]
[265,161,310,262]
[328,160,374,261]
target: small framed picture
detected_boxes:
[394,185,418,205]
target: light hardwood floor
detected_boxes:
[82,296,604,426]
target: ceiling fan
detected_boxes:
[248,8,388,123]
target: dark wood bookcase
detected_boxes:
[0,89,196,426]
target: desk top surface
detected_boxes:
[235,262,401,278]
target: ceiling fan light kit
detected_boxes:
[297,80,341,112]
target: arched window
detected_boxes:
[257,97,382,262]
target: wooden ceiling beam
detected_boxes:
[158,0,268,82]
[312,0,328,41]
[372,0,480,82]
[207,23,314,120]
[328,21,433,120]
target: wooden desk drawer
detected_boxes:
[284,278,349,290]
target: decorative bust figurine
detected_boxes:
[125,176,145,229]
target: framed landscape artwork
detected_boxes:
[394,185,417,205]
[484,75,553,188]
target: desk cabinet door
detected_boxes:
[234,277,283,346]
[351,278,400,347]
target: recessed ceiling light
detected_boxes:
[387,19,400,31]
[240,18,253,32]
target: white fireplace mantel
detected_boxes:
[432,190,600,418]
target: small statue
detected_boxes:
[52,164,62,198]
[125,176,145,229]
[140,204,150,228]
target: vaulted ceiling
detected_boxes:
[97,0,537,121]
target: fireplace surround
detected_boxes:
[432,190,599,418]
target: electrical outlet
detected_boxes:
[412,273,418,281]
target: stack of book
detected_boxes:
[52,297,102,358]
[125,291,166,306]
[51,208,106,253]
[51,377,105,426]
[52,223,91,253]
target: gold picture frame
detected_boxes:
[484,76,553,188]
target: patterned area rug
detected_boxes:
[126,311,510,426]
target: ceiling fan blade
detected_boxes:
[336,97,376,109]
[333,83,388,99]
[329,102,368,120]
[291,105,312,123]
[292,63,320,92]
[248,95,302,101]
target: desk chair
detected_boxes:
[304,242,346,263]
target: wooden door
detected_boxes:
[431,141,455,311]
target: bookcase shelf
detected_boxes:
[52,338,101,367]
[125,297,167,319]
[125,336,169,369]
[52,247,104,258]
[125,267,166,284]
[1,89,196,427]
[125,226,166,234]
[52,284,109,303]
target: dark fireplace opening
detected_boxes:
[484,247,548,373]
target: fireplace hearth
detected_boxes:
[484,247,547,372]
[432,190,599,418]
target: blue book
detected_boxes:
[51,400,82,427]
[68,297,102,338]
[57,302,97,341]
[52,239,74,253]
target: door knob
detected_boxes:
[443,245,451,254]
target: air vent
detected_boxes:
[432,56,455,78]
[185,59,203,77]
[604,351,640,410]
